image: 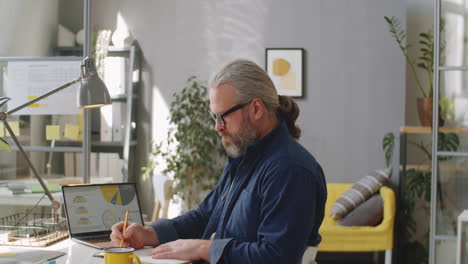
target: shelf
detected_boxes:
[91,141,137,155]
[111,94,128,102]
[402,164,468,173]
[10,146,82,153]
[400,126,468,134]
[53,46,83,57]
[435,235,458,241]
[8,141,137,154]
[107,46,131,57]
[110,94,139,102]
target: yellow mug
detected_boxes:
[104,247,141,264]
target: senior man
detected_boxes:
[111,59,327,264]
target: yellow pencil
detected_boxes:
[120,210,129,247]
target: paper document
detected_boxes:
[139,256,191,264]
[0,249,64,263]
[135,248,190,264]
[0,248,16,257]
[6,61,82,115]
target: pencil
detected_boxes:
[120,209,129,247]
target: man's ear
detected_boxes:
[250,98,265,121]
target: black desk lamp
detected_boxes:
[0,57,111,216]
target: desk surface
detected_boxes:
[4,239,100,264]
[4,239,192,264]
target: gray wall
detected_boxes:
[0,0,59,57]
[406,0,434,126]
[91,0,406,214]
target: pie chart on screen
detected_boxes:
[99,185,136,205]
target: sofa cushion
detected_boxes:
[337,193,383,226]
[329,168,390,220]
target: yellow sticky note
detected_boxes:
[64,124,80,141]
[0,123,4,137]
[7,122,20,137]
[27,96,40,108]
[46,125,61,140]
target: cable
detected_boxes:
[14,193,47,227]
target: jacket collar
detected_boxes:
[227,121,289,165]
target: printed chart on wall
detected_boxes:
[6,61,82,115]
[64,184,142,234]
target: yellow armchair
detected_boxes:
[318,183,396,264]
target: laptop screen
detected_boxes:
[62,183,144,235]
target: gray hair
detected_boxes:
[209,59,301,139]
[209,59,279,112]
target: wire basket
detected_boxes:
[0,213,68,247]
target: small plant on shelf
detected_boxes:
[384,16,449,126]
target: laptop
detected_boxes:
[62,183,144,249]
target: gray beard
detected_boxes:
[222,119,259,158]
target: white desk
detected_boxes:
[5,239,192,264]
[4,239,101,264]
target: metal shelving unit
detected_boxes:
[430,0,468,262]
[0,0,140,184]
[95,44,140,182]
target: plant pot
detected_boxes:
[417,97,445,127]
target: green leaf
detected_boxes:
[382,132,395,167]
[0,138,11,152]
[417,63,428,69]
[419,32,430,39]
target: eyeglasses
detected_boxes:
[210,101,251,127]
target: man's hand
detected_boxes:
[150,239,212,262]
[110,222,159,249]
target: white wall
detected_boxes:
[0,0,59,57]
[91,0,406,214]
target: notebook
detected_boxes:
[62,183,144,249]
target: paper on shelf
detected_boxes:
[0,248,16,257]
[0,123,4,137]
[46,125,61,140]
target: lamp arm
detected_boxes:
[6,73,92,116]
[2,120,61,215]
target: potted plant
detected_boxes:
[142,76,225,211]
[384,16,446,127]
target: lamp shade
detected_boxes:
[79,57,112,109]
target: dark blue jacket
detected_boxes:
[150,122,326,263]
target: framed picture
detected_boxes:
[265,48,304,98]
[265,48,304,97]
